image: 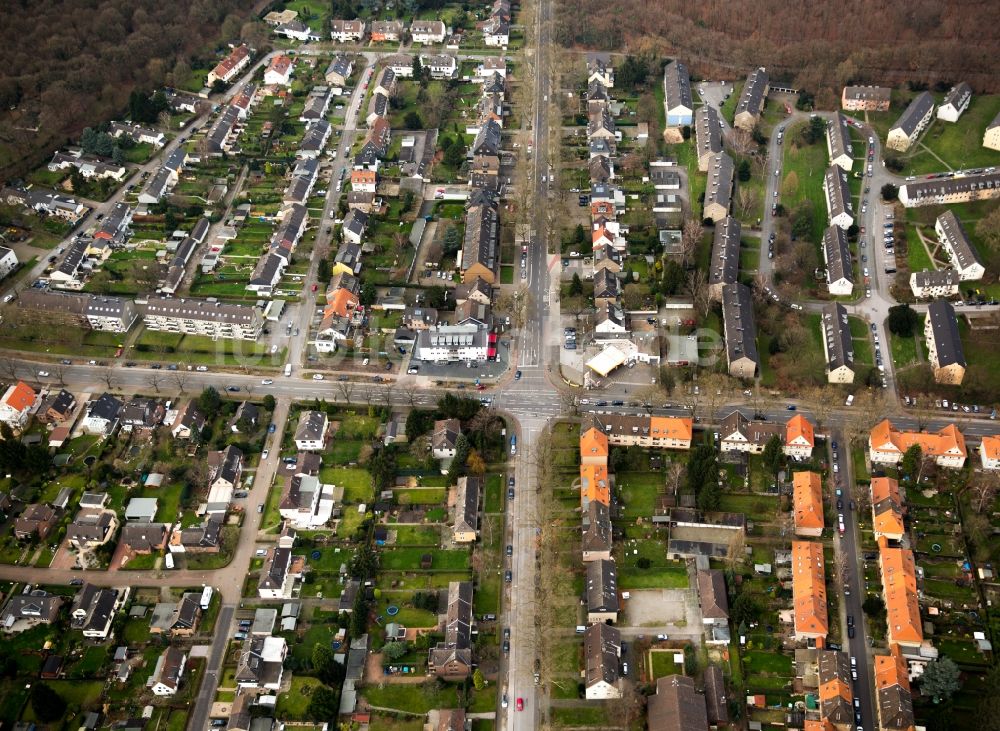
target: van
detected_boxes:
[576,625,586,634]
[284,363,292,377]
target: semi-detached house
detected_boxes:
[935,210,984,281]
[868,419,966,468]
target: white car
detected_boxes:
[407,367,419,374]
[37,371,49,377]
[196,365,208,372]
[261,450,269,460]
[261,378,274,385]
[312,373,324,380]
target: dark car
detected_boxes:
[268,423,277,433]
[508,476,515,487]
[507,487,515,500]
[611,400,624,406]
[505,570,512,583]
[226,386,241,392]
[503,639,510,655]
[506,544,513,556]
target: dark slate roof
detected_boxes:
[709,217,741,288]
[926,300,966,368]
[890,91,934,137]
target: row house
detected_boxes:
[721,282,759,379]
[821,302,855,384]
[935,210,985,280]
[899,170,1000,208]
[869,419,967,468]
[2,185,87,221]
[886,92,934,152]
[823,165,854,229]
[207,45,250,86]
[719,411,815,459]
[841,85,891,112]
[330,19,366,42]
[140,297,263,340]
[823,224,854,295]
[924,300,966,385]
[826,112,854,171]
[734,67,769,131]
[937,82,972,123]
[909,269,960,299]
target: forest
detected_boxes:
[0,0,264,180]
[556,0,1000,104]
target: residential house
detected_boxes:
[824,165,854,229]
[330,19,366,42]
[579,463,610,513]
[909,269,960,298]
[719,411,815,459]
[841,85,891,112]
[148,647,186,696]
[792,540,828,641]
[460,192,498,283]
[721,283,759,378]
[594,304,627,335]
[351,169,376,193]
[168,519,222,554]
[423,54,457,79]
[827,112,854,171]
[472,118,502,157]
[414,324,489,363]
[586,558,618,624]
[695,106,724,171]
[341,209,368,245]
[171,401,206,440]
[817,650,855,730]
[592,268,620,309]
[580,426,609,466]
[454,278,492,307]
[67,509,118,549]
[278,473,335,529]
[70,583,122,639]
[868,419,967,468]
[662,60,693,126]
[936,210,984,280]
[299,86,332,124]
[294,410,328,451]
[121,397,164,430]
[482,15,509,47]
[586,53,614,87]
[370,20,404,43]
[14,503,57,540]
[874,648,916,731]
[880,546,922,655]
[938,82,972,122]
[207,45,250,86]
[298,119,332,157]
[584,623,621,699]
[899,170,1000,207]
[120,523,169,555]
[734,67,769,131]
[230,401,260,433]
[708,216,741,300]
[324,55,354,86]
[887,92,934,152]
[37,389,76,424]
[469,154,500,190]
[646,675,709,731]
[0,381,36,429]
[428,581,474,680]
[793,472,825,537]
[871,477,905,542]
[48,150,127,181]
[582,501,613,562]
[274,20,320,42]
[235,636,288,690]
[17,291,137,332]
[410,20,447,44]
[981,436,1000,471]
[452,476,481,544]
[704,152,734,223]
[924,300,966,385]
[821,302,855,384]
[347,191,376,212]
[82,393,123,436]
[432,418,462,459]
[0,592,63,633]
[590,414,693,451]
[258,547,303,599]
[985,110,1000,151]
[696,569,729,629]
[2,186,87,221]
[208,445,244,495]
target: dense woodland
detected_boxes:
[557,0,1000,103]
[0,0,263,180]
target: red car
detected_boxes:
[311,283,318,292]
[516,698,524,711]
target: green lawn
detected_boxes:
[890,332,919,368]
[362,682,492,714]
[781,121,830,248]
[276,676,325,720]
[650,649,684,679]
[393,526,440,545]
[380,547,470,572]
[907,230,935,272]
[318,467,373,503]
[617,471,663,520]
[394,487,446,505]
[483,473,502,514]
[902,95,1000,176]
[551,705,612,726]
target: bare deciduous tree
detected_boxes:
[147,373,162,393]
[102,367,117,391]
[171,372,189,394]
[686,269,711,319]
[970,473,1000,514]
[736,185,759,220]
[337,381,354,404]
[681,218,703,268]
